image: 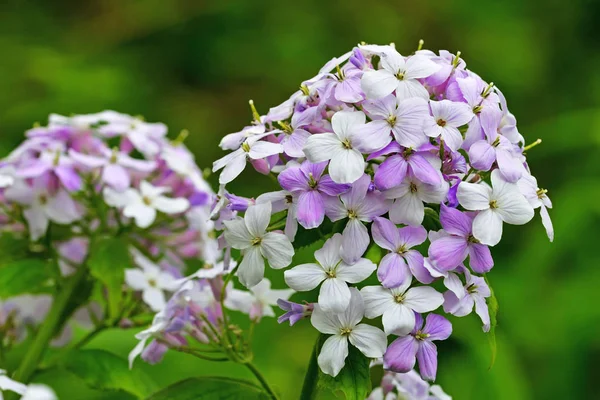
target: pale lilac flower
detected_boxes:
[371,217,433,287]
[219,124,267,151]
[225,193,255,212]
[457,170,534,246]
[223,202,294,288]
[312,288,386,377]
[279,107,320,157]
[362,278,443,335]
[256,190,298,240]
[328,65,364,103]
[384,313,452,381]
[468,131,525,182]
[325,174,389,264]
[126,252,180,312]
[303,111,369,184]
[225,278,294,321]
[278,161,350,229]
[285,233,375,312]
[99,116,167,157]
[443,268,491,332]
[277,299,313,326]
[428,204,494,273]
[5,178,80,240]
[358,95,430,150]
[393,370,452,400]
[384,174,448,227]
[17,145,82,191]
[361,49,440,100]
[517,172,554,242]
[374,143,441,190]
[424,100,472,151]
[213,133,283,184]
[70,147,156,190]
[103,181,190,228]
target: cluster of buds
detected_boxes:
[211,42,554,386]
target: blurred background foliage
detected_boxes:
[1,0,599,399]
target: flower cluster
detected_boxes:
[0,112,224,362]
[212,43,554,384]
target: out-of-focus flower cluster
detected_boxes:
[211,43,554,385]
[0,112,268,368]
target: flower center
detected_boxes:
[300,84,310,96]
[342,138,353,150]
[396,245,407,254]
[148,278,157,287]
[347,209,358,219]
[285,194,294,204]
[472,105,483,114]
[251,237,262,246]
[536,188,548,199]
[437,119,447,127]
[307,173,318,189]
[409,182,418,193]
[395,71,405,81]
[340,327,352,336]
[466,283,478,294]
[325,269,336,278]
[467,235,480,244]
[491,136,501,148]
[414,331,430,341]
[402,147,414,158]
[489,200,498,209]
[278,121,293,134]
[38,194,48,205]
[241,142,251,153]
[143,196,153,206]
[386,115,397,127]
[109,147,119,164]
[394,293,405,303]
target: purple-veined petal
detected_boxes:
[383,336,418,373]
[371,216,401,251]
[374,155,408,190]
[423,313,452,340]
[341,218,370,264]
[429,236,468,272]
[416,340,438,381]
[296,190,325,229]
[468,243,494,273]
[377,253,410,289]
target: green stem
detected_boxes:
[10,264,88,385]
[244,362,279,400]
[299,336,321,400]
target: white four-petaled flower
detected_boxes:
[284,233,376,312]
[223,202,294,288]
[361,279,444,335]
[311,288,387,377]
[457,170,534,246]
[125,252,180,312]
[104,180,190,228]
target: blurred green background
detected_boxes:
[1,0,600,399]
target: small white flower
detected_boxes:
[125,252,180,311]
[517,172,554,242]
[0,370,57,400]
[384,175,449,227]
[5,178,80,241]
[213,133,283,184]
[104,180,190,228]
[361,49,440,100]
[303,111,368,184]
[225,278,294,320]
[457,170,534,246]
[223,202,294,288]
[361,279,443,335]
[311,288,387,377]
[285,233,376,312]
[129,310,169,368]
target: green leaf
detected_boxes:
[315,334,372,400]
[422,207,442,231]
[484,274,499,369]
[63,349,157,399]
[0,258,53,299]
[87,236,130,320]
[146,376,269,400]
[293,219,345,250]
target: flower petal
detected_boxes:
[349,324,387,358]
[318,335,349,377]
[238,246,265,288]
[261,232,294,269]
[383,336,418,373]
[319,278,351,313]
[284,263,326,291]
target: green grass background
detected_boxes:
[1,0,599,398]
